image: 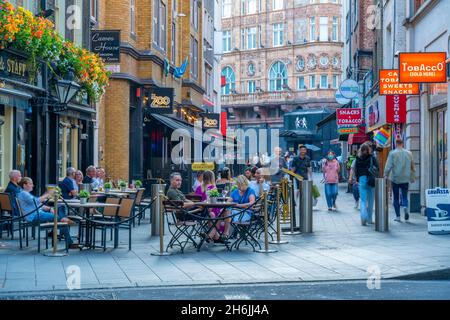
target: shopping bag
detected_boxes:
[312,184,321,199]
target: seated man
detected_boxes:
[250,168,270,198]
[166,172,196,209]
[17,177,78,249]
[59,167,78,199]
[4,170,22,216]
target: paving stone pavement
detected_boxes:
[0,173,449,294]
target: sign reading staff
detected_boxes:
[379,69,419,95]
[145,87,174,114]
[399,52,447,83]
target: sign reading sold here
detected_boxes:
[399,52,447,83]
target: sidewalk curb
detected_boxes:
[389,268,450,280]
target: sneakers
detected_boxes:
[404,208,410,221]
[394,217,401,222]
[361,219,367,226]
[354,201,359,209]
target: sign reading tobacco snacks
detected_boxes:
[399,52,447,83]
[336,108,363,126]
[0,50,31,83]
[91,30,121,63]
[200,113,220,129]
[145,87,174,114]
[379,69,419,95]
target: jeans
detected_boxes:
[359,176,374,223]
[352,183,360,202]
[392,182,409,217]
[324,183,338,208]
[32,211,73,245]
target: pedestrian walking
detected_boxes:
[346,150,357,193]
[354,143,379,226]
[322,151,340,211]
[384,138,416,222]
[348,159,360,209]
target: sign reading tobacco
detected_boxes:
[200,113,220,130]
[399,52,447,83]
[336,108,363,126]
[91,30,121,63]
[379,69,419,95]
[145,87,174,114]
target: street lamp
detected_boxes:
[55,79,81,106]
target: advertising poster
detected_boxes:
[425,188,450,235]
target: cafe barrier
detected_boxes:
[375,178,389,232]
[44,191,68,257]
[151,190,171,256]
[257,192,277,254]
[270,185,289,245]
[283,181,300,235]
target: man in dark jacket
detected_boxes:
[59,167,78,199]
[4,170,22,216]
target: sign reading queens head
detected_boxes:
[145,87,174,114]
[399,52,447,83]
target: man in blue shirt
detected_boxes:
[4,170,22,216]
[59,167,78,199]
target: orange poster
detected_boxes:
[379,69,420,95]
[399,52,447,83]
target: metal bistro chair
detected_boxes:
[163,200,200,253]
[254,187,278,241]
[0,192,14,238]
[91,197,121,249]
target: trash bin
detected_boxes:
[151,184,166,236]
[375,178,389,232]
[300,180,313,233]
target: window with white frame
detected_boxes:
[248,81,256,93]
[309,17,316,41]
[55,0,66,37]
[297,77,306,90]
[269,61,288,91]
[131,0,136,35]
[332,17,338,41]
[171,21,176,62]
[309,75,316,88]
[190,36,198,78]
[320,75,328,88]
[273,23,284,47]
[223,30,232,52]
[273,0,283,10]
[246,27,257,49]
[222,67,236,95]
[319,17,328,41]
[222,0,232,18]
[90,0,98,22]
[248,0,258,14]
[153,0,167,50]
[332,75,339,88]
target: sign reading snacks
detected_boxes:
[192,162,215,171]
[338,127,358,134]
[145,87,174,114]
[336,108,363,126]
[379,69,419,95]
[399,52,447,83]
[91,30,121,63]
[200,113,220,130]
[386,95,406,124]
[425,188,450,235]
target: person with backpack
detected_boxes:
[322,151,340,211]
[346,150,357,193]
[354,142,379,226]
[384,138,416,222]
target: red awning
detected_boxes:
[348,132,370,145]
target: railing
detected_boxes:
[221,89,336,105]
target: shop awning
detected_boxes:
[348,132,370,145]
[0,88,32,110]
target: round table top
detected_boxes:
[66,203,121,208]
[195,202,237,208]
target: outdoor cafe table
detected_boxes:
[66,202,121,249]
[194,202,237,251]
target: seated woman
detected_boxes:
[216,167,233,195]
[16,177,78,249]
[75,170,84,193]
[195,170,223,242]
[223,175,256,238]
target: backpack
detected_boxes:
[367,156,379,187]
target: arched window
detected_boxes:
[268,61,288,92]
[221,67,235,95]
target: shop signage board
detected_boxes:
[379,69,420,95]
[0,50,31,83]
[399,52,447,83]
[200,113,220,130]
[91,30,121,63]
[425,188,450,235]
[192,162,215,171]
[365,95,387,132]
[386,95,406,124]
[336,108,363,126]
[339,79,359,99]
[145,87,174,114]
[338,127,359,134]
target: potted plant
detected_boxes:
[79,190,90,204]
[207,189,221,204]
[134,180,143,188]
[104,182,112,193]
[119,180,127,192]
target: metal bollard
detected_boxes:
[151,190,171,256]
[375,178,389,232]
[270,185,288,244]
[151,184,166,236]
[284,181,301,235]
[300,180,313,233]
[257,192,277,253]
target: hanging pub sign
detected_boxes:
[0,50,32,83]
[144,87,174,114]
[379,69,420,95]
[200,113,220,130]
[425,188,450,235]
[386,95,406,124]
[399,52,447,83]
[91,30,121,63]
[336,108,363,126]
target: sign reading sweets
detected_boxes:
[200,113,220,130]
[91,30,121,63]
[379,69,419,95]
[338,127,359,134]
[145,87,174,114]
[399,52,447,83]
[425,188,450,235]
[386,95,406,123]
[336,108,363,126]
